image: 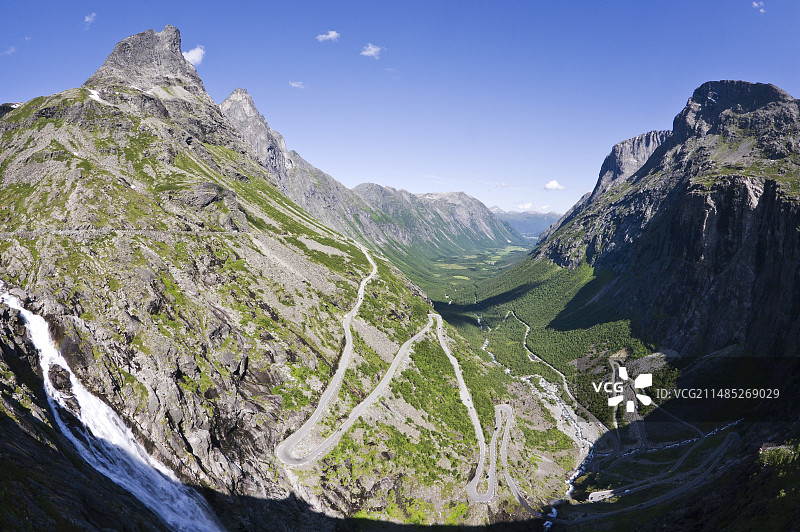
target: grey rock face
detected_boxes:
[672,80,794,142]
[538,131,671,245]
[83,25,240,149]
[84,25,205,94]
[219,88,294,173]
[535,80,800,356]
[591,130,672,200]
[48,364,71,392]
[0,305,171,532]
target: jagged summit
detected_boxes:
[220,89,261,124]
[691,80,793,112]
[80,26,236,146]
[220,88,293,171]
[84,25,205,93]
[590,130,672,200]
[221,89,258,117]
[673,80,796,141]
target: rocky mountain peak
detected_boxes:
[83,25,205,93]
[221,88,258,116]
[416,191,474,206]
[591,130,672,200]
[533,80,800,355]
[220,88,292,171]
[673,80,795,141]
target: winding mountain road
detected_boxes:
[276,243,378,466]
[506,311,618,463]
[557,432,738,524]
[274,244,532,510]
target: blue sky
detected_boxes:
[3,1,799,213]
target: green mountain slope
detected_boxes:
[0,25,563,529]
[219,88,525,254]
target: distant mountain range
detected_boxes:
[220,88,525,257]
[488,207,562,238]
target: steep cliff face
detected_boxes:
[219,89,524,253]
[219,88,294,175]
[537,130,671,245]
[536,80,800,355]
[590,130,672,200]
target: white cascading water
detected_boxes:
[0,282,224,532]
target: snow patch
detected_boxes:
[88,89,111,105]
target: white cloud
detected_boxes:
[1,46,16,56]
[316,30,340,42]
[182,45,206,66]
[515,202,533,210]
[752,1,766,13]
[84,12,96,28]
[360,43,383,59]
[539,205,550,211]
[544,179,565,190]
[289,81,305,89]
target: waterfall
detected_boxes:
[0,283,225,532]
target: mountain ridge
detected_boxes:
[5,22,799,530]
[489,208,563,239]
[219,87,525,254]
[536,79,800,355]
